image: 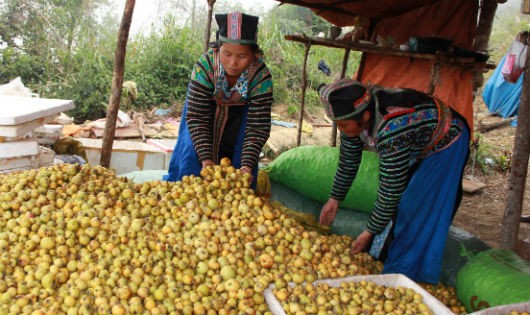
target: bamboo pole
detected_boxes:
[500,38,530,249]
[297,43,311,147]
[100,0,135,168]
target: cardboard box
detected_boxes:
[469,302,530,315]
[264,274,454,315]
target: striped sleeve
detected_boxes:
[240,63,273,169]
[186,53,215,162]
[329,133,364,201]
[366,137,411,234]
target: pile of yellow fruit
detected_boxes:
[420,283,466,314]
[0,160,384,315]
[272,279,434,315]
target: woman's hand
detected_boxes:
[350,230,373,255]
[319,198,340,226]
[240,166,253,185]
[201,160,214,169]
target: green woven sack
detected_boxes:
[265,145,379,213]
[456,248,530,312]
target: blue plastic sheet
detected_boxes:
[271,120,296,128]
[482,55,524,118]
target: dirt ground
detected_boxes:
[266,99,530,258]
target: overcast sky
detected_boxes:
[115,0,279,35]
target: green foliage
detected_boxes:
[125,17,202,111]
[266,4,330,36]
[468,134,512,175]
[261,8,361,112]
[0,0,116,122]
[0,47,44,86]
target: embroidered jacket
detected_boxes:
[186,50,273,169]
[330,97,466,234]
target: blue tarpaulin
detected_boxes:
[482,55,524,119]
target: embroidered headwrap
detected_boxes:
[215,12,259,45]
[318,79,372,121]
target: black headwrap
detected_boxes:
[318,79,371,121]
[215,12,259,45]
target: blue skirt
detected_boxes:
[382,126,470,284]
[164,99,257,184]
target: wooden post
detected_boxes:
[331,48,350,147]
[472,0,498,92]
[100,0,135,168]
[474,0,498,51]
[427,57,441,95]
[204,0,216,53]
[500,38,530,249]
[297,43,311,147]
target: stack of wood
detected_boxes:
[0,96,74,173]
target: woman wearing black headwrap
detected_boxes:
[165,12,273,186]
[318,78,470,284]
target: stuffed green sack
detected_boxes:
[456,248,530,312]
[265,145,379,213]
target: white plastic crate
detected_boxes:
[468,302,530,315]
[264,273,455,315]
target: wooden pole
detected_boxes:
[500,39,530,249]
[100,0,135,168]
[472,0,498,92]
[204,0,216,53]
[331,48,350,147]
[297,43,311,147]
[474,0,498,52]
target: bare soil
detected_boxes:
[267,99,530,259]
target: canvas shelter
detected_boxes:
[274,0,493,132]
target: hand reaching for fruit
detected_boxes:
[319,198,340,226]
[350,230,374,255]
[240,166,253,186]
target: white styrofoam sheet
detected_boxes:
[0,146,55,171]
[469,302,530,315]
[0,96,74,125]
[0,114,58,138]
[264,274,455,315]
[0,139,39,158]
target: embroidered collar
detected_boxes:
[215,64,250,100]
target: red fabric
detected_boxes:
[358,0,478,130]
